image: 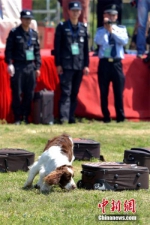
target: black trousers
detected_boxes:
[98,59,125,121]
[97,0,123,27]
[10,62,36,121]
[59,69,83,122]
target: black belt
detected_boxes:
[14,60,34,64]
[100,58,121,63]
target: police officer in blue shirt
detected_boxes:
[5,10,41,125]
[54,1,89,124]
[94,4,128,123]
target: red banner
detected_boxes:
[22,0,32,9]
[38,26,55,50]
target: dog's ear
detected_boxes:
[44,170,63,185]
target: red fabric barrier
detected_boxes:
[0,53,150,123]
[0,57,12,122]
[0,54,60,122]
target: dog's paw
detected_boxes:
[34,184,40,189]
[41,189,50,195]
[40,184,51,194]
[23,183,32,189]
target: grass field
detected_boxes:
[0,120,150,225]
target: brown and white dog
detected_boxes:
[24,134,76,193]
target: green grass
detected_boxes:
[0,120,150,225]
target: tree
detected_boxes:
[32,0,59,23]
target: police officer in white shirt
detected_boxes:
[94,4,128,123]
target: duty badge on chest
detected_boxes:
[25,49,35,61]
[104,46,112,58]
[71,43,79,55]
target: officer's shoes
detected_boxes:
[116,118,125,123]
[59,119,68,125]
[103,118,111,123]
[14,120,21,125]
[59,118,76,124]
[22,116,29,124]
[69,119,76,124]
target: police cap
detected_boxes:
[104,4,118,15]
[68,1,82,10]
[20,9,34,19]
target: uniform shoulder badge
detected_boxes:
[118,25,126,28]
[79,22,86,27]
[96,27,103,32]
[59,21,64,25]
[97,26,103,30]
[30,28,35,32]
[83,23,87,28]
[11,28,16,32]
[80,23,87,31]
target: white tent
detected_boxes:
[0,0,38,49]
[0,0,22,20]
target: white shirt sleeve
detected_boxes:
[111,25,129,46]
[94,28,107,46]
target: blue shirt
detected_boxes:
[94,24,129,59]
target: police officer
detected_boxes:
[5,10,41,124]
[54,1,89,124]
[94,4,128,123]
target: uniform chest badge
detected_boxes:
[80,36,84,42]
